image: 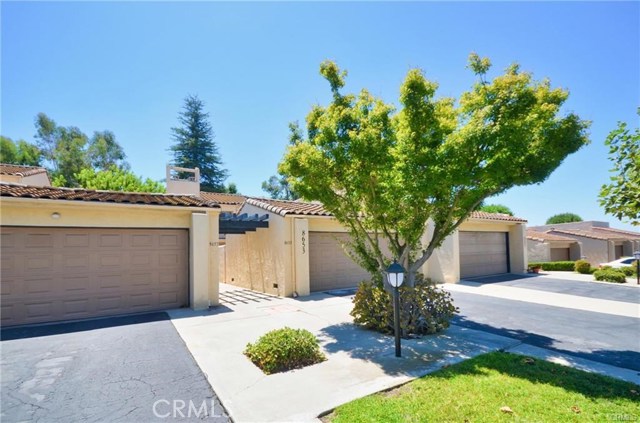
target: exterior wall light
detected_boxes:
[385,259,405,357]
[51,212,61,219]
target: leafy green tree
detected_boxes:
[0,136,42,166]
[261,173,299,200]
[478,204,514,216]
[87,130,128,170]
[546,213,583,224]
[170,95,228,192]
[280,55,589,283]
[75,166,165,193]
[599,110,640,226]
[33,113,129,187]
[225,182,239,194]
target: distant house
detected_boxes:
[527,230,582,262]
[528,221,640,266]
[0,164,51,186]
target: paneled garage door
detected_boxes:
[459,231,509,279]
[1,227,188,327]
[309,232,371,292]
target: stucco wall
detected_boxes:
[527,239,550,262]
[221,203,290,297]
[544,231,609,266]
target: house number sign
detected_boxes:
[301,230,306,254]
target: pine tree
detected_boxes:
[170,95,228,192]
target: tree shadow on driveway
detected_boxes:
[453,315,640,372]
[316,322,514,377]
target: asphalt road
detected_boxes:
[1,313,230,422]
[450,290,640,372]
[467,274,640,303]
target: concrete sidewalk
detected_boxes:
[169,284,639,423]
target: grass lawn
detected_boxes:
[324,352,640,423]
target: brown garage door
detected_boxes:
[550,247,570,261]
[459,231,508,279]
[309,232,372,292]
[1,227,188,327]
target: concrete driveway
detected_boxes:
[1,313,229,422]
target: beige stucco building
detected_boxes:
[0,183,221,327]
[527,230,582,262]
[218,199,528,297]
[528,221,640,266]
[0,164,51,186]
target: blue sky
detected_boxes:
[2,1,639,230]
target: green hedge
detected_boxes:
[574,260,592,274]
[619,266,637,277]
[528,261,576,271]
[244,327,326,374]
[593,269,627,283]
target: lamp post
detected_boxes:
[386,259,405,358]
[634,251,640,285]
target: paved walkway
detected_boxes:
[169,283,640,423]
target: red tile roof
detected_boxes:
[526,230,576,242]
[245,197,527,222]
[245,198,333,217]
[0,183,220,208]
[468,211,527,223]
[546,228,612,241]
[199,191,246,205]
[0,164,48,177]
[592,227,640,239]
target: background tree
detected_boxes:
[478,204,514,216]
[599,110,640,226]
[75,166,165,193]
[280,55,589,283]
[261,173,299,200]
[225,182,239,194]
[546,213,583,224]
[34,113,128,186]
[170,95,228,192]
[0,136,42,166]
[87,130,128,170]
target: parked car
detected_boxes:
[599,257,637,269]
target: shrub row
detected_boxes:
[593,269,627,283]
[619,266,637,277]
[244,327,326,374]
[528,261,576,271]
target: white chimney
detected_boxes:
[166,165,200,195]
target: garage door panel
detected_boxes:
[100,234,124,248]
[309,232,383,292]
[64,233,90,248]
[459,231,508,279]
[1,227,188,326]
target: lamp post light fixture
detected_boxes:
[634,251,640,285]
[386,259,405,358]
